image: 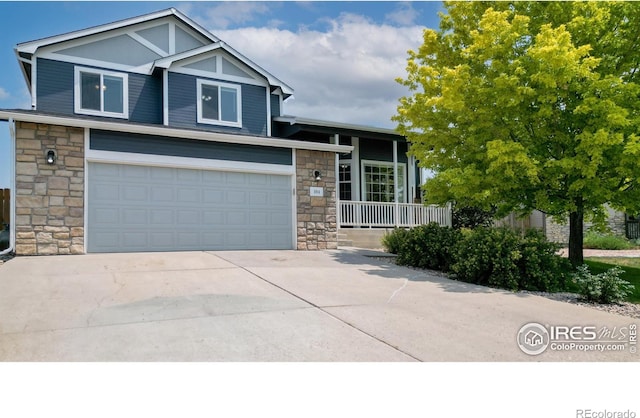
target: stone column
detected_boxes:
[14,122,85,255]
[296,149,337,250]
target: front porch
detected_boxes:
[339,201,452,228]
[337,201,452,248]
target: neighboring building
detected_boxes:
[0,8,444,255]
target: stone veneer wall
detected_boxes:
[14,122,85,255]
[296,149,337,250]
[545,206,627,244]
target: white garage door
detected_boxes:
[87,163,293,252]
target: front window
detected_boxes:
[197,79,242,127]
[339,162,352,201]
[362,161,406,203]
[75,67,128,118]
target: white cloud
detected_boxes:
[215,14,424,128]
[0,87,9,101]
[189,2,272,30]
[385,2,420,26]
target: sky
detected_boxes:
[0,1,444,188]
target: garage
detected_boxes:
[87,162,294,253]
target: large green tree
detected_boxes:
[395,1,640,266]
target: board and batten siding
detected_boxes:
[167,72,268,136]
[36,58,162,124]
[90,130,292,166]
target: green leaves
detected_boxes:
[395,1,640,224]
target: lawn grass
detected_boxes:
[584,257,640,303]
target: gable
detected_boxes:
[36,16,210,73]
[175,51,259,84]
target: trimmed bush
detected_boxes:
[452,227,570,292]
[583,231,635,250]
[573,264,635,304]
[382,228,411,254]
[518,229,571,292]
[395,223,461,272]
[452,227,522,291]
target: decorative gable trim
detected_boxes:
[153,42,294,97]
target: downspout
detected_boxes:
[1,118,16,255]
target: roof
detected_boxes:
[152,42,294,97]
[274,116,405,142]
[0,109,352,154]
[14,8,293,97]
[15,8,219,54]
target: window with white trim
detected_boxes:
[362,161,406,203]
[339,162,352,201]
[74,67,128,118]
[197,79,242,128]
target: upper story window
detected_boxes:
[74,67,128,119]
[196,79,242,128]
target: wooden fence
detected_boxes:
[0,189,10,226]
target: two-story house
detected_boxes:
[0,8,446,255]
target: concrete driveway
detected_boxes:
[0,249,637,361]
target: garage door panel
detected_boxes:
[88,163,293,252]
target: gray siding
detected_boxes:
[360,138,409,164]
[36,58,161,124]
[37,59,74,115]
[129,73,162,124]
[90,129,292,165]
[270,94,281,118]
[168,72,268,136]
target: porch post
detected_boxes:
[393,140,399,227]
[352,137,360,201]
[331,134,339,228]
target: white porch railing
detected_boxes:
[339,201,452,228]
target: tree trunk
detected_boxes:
[568,208,584,267]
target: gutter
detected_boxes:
[1,118,15,256]
[0,110,353,154]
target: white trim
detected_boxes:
[153,42,293,96]
[83,128,90,254]
[291,148,298,249]
[360,159,407,204]
[169,22,176,55]
[86,149,295,176]
[39,52,154,75]
[31,58,37,109]
[338,159,353,201]
[128,32,169,57]
[0,110,354,154]
[16,9,219,55]
[196,79,242,128]
[162,69,169,126]
[74,66,129,119]
[393,140,398,204]
[0,118,17,255]
[351,137,360,201]
[266,90,272,137]
[169,66,267,88]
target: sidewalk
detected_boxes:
[558,248,640,258]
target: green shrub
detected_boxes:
[395,223,461,272]
[518,229,571,292]
[452,227,522,291]
[452,227,570,292]
[573,264,635,304]
[382,228,411,254]
[583,231,635,250]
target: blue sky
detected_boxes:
[0,1,444,187]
